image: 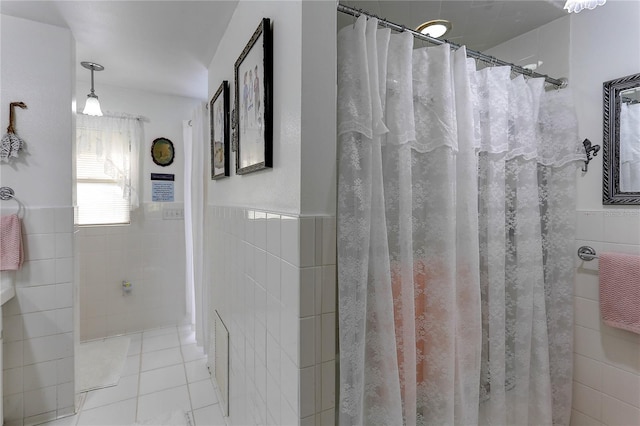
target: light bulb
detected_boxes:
[416,20,452,39]
[420,24,448,38]
[83,95,103,116]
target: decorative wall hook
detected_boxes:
[582,138,600,172]
[7,102,27,134]
[1,102,28,163]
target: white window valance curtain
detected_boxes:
[338,16,583,426]
[76,113,142,211]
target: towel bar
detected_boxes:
[578,246,599,261]
[0,186,15,201]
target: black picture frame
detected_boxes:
[151,137,174,167]
[210,81,230,179]
[234,18,273,175]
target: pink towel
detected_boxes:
[599,252,640,334]
[0,214,23,271]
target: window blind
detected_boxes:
[76,113,141,226]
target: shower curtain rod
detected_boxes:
[337,3,568,89]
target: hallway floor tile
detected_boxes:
[39,326,225,426]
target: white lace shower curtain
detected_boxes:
[337,16,583,426]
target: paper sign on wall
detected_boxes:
[151,173,175,202]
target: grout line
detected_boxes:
[134,331,144,423]
[69,392,86,425]
[180,327,197,417]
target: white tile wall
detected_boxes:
[2,207,76,426]
[77,202,188,340]
[572,210,640,425]
[207,206,336,426]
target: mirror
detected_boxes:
[603,72,640,204]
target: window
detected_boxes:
[76,114,141,226]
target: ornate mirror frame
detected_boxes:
[603,72,640,204]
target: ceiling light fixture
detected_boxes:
[563,0,607,13]
[81,62,104,116]
[523,60,544,71]
[416,19,452,39]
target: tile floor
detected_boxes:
[41,325,226,426]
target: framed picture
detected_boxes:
[210,81,230,179]
[234,18,273,175]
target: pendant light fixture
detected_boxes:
[81,61,104,116]
[564,0,607,13]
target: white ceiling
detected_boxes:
[1,1,568,100]
[338,1,568,52]
[1,0,238,100]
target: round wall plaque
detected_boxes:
[151,137,174,167]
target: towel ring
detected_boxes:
[0,186,23,217]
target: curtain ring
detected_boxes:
[524,68,532,80]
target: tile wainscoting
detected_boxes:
[2,207,75,426]
[572,210,640,426]
[207,206,336,426]
[77,203,187,340]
